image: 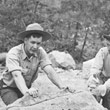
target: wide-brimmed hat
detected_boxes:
[103,34,110,41]
[18,23,51,41]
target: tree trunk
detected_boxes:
[80,28,89,62]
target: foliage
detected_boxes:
[0,0,110,62]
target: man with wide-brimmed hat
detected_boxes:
[0,23,74,105]
[87,35,110,110]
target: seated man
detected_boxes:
[87,35,110,110]
[0,23,74,105]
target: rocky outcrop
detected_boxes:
[0,70,107,110]
[48,50,76,70]
[0,91,107,110]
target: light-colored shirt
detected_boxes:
[88,47,110,90]
[2,44,52,88]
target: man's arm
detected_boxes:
[12,71,39,97]
[90,48,105,76]
[43,65,65,89]
[104,79,110,90]
[88,48,106,87]
[11,71,29,95]
[39,47,75,92]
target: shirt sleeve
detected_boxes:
[90,48,106,76]
[104,79,110,90]
[38,47,52,69]
[87,47,107,90]
[6,51,22,72]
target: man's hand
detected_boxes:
[66,86,76,93]
[92,85,106,96]
[27,88,39,98]
[61,86,75,93]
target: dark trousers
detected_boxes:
[0,87,23,105]
[94,91,110,110]
[102,91,110,110]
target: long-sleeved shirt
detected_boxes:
[87,47,110,90]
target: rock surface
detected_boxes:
[0,70,107,110]
[48,50,76,70]
[0,91,106,110]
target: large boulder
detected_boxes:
[0,70,106,110]
[1,91,106,110]
[48,50,76,70]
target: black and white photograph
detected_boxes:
[0,0,109,110]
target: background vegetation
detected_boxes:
[0,0,110,63]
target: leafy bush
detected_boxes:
[0,0,110,63]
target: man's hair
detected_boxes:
[26,33,43,39]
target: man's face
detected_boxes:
[24,35,42,56]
